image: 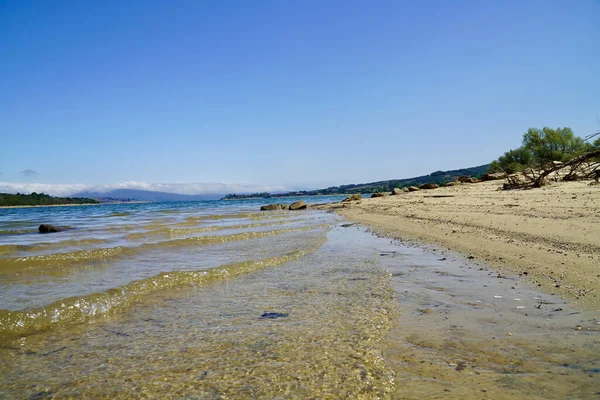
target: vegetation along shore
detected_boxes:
[0,192,99,207]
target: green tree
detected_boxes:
[522,127,588,164]
[488,147,533,174]
[489,127,592,174]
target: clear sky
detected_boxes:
[1,0,599,195]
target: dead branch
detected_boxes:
[503,149,600,190]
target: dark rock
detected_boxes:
[371,192,387,198]
[260,312,288,319]
[481,172,507,181]
[342,194,362,202]
[288,201,307,210]
[419,183,440,190]
[260,204,287,211]
[407,186,420,192]
[390,188,403,195]
[455,361,467,372]
[456,176,482,184]
[38,224,63,234]
[29,391,54,400]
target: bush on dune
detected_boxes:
[489,127,595,174]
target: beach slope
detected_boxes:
[328,180,600,309]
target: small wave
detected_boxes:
[1,246,135,274]
[0,238,111,257]
[138,226,323,250]
[0,229,37,235]
[108,212,132,217]
[0,240,326,340]
[157,209,184,214]
[186,212,291,222]
[1,226,324,276]
[126,219,294,240]
[172,220,202,227]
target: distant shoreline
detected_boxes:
[221,194,348,200]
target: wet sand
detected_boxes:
[370,235,599,399]
[324,180,600,311]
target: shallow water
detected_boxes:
[370,236,600,399]
[0,199,599,399]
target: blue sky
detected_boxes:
[1,0,599,195]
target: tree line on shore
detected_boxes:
[0,192,99,207]
[488,127,600,174]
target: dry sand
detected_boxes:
[322,180,600,310]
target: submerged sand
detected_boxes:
[321,180,600,310]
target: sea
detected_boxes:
[0,198,598,399]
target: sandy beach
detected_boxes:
[320,179,600,310]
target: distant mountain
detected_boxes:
[72,189,222,202]
[223,164,490,199]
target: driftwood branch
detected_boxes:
[503,149,600,190]
[584,131,600,142]
[533,149,600,186]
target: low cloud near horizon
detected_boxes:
[0,181,294,197]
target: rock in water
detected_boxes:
[260,204,288,211]
[419,183,440,190]
[288,201,307,210]
[342,194,362,202]
[260,312,288,319]
[38,224,63,233]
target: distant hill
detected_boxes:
[323,164,490,194]
[72,189,222,202]
[0,192,99,207]
[66,164,490,202]
[223,164,490,199]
